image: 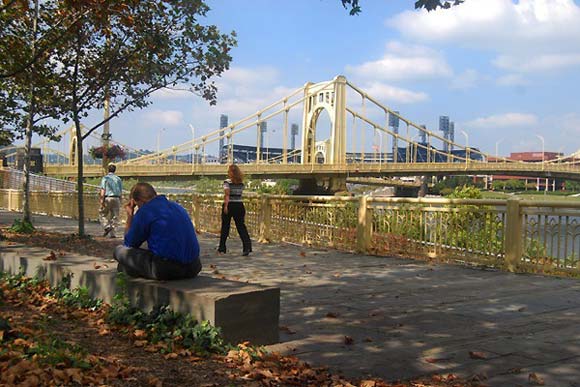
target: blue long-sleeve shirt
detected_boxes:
[124,195,200,264]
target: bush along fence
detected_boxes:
[2,189,580,275]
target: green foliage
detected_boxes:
[50,273,102,310]
[26,336,91,369]
[492,179,526,191]
[341,0,465,15]
[194,177,222,194]
[446,185,482,199]
[565,180,580,192]
[251,179,298,195]
[431,176,482,195]
[8,218,35,234]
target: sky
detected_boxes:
[43,0,580,158]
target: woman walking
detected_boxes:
[218,164,252,256]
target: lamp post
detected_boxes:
[536,134,546,192]
[460,130,469,164]
[495,138,504,160]
[535,134,545,167]
[157,128,166,164]
[189,124,195,165]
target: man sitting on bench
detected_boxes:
[114,182,202,281]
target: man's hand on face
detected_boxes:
[125,199,136,217]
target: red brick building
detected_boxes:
[489,151,564,191]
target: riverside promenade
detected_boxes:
[2,210,580,386]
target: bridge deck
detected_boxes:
[44,161,580,180]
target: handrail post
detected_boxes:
[356,195,372,253]
[505,199,523,272]
[259,194,272,243]
[192,194,201,231]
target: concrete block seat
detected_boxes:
[0,243,280,345]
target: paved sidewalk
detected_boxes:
[2,210,580,386]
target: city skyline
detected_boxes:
[29,0,580,158]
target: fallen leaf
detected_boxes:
[93,263,102,270]
[148,376,163,387]
[299,251,306,257]
[134,329,147,338]
[326,312,339,318]
[469,351,487,360]
[164,353,178,360]
[344,336,354,345]
[98,328,110,336]
[360,381,376,387]
[43,251,57,261]
[363,337,373,343]
[528,372,545,385]
[134,340,148,347]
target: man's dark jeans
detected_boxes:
[114,245,202,281]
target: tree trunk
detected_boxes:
[22,0,40,224]
[75,118,85,236]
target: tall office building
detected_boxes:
[219,114,228,161]
[389,111,400,158]
[439,116,450,152]
[419,125,427,144]
[290,123,298,149]
[260,121,267,147]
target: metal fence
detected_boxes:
[2,189,580,274]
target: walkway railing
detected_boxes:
[1,189,580,274]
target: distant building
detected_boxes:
[490,151,565,191]
[219,114,228,162]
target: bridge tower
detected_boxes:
[296,76,348,194]
[301,75,347,166]
[69,126,77,166]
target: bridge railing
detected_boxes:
[2,189,580,275]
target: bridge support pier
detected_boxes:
[293,177,348,195]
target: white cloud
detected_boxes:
[388,0,580,73]
[361,82,429,104]
[141,109,184,127]
[465,113,539,129]
[496,74,529,87]
[152,87,193,100]
[450,69,480,89]
[346,41,452,81]
[494,53,580,73]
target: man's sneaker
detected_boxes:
[103,227,112,237]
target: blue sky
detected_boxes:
[49,0,580,158]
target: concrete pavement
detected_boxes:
[2,210,580,386]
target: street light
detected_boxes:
[157,128,166,164]
[460,130,469,163]
[495,138,504,160]
[535,134,545,166]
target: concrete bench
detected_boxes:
[0,243,280,345]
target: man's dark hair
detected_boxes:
[108,164,116,173]
[131,182,157,202]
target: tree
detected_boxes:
[0,0,65,224]
[47,0,236,236]
[341,0,465,15]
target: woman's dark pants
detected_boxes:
[218,202,252,253]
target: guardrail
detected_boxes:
[1,189,579,275]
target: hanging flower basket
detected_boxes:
[89,144,126,160]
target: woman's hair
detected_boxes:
[131,182,157,202]
[228,164,244,184]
